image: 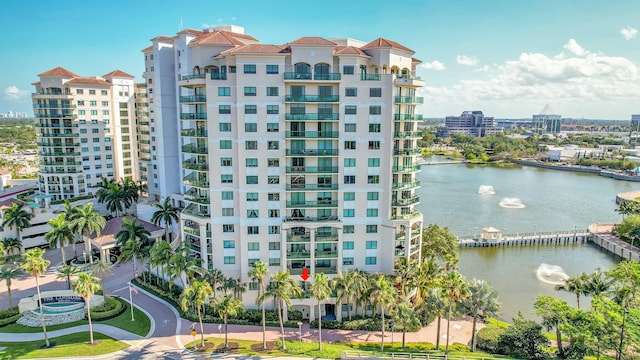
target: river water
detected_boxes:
[415,162,632,320]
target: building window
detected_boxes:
[248,226,259,235]
[268,158,279,167]
[268,242,281,251]
[365,257,377,265]
[221,175,233,183]
[223,240,235,248]
[222,208,234,216]
[344,192,355,201]
[267,176,279,184]
[77,89,84,95]
[269,209,280,218]
[367,208,378,217]
[246,176,258,184]
[269,226,280,234]
[244,87,257,96]
[267,123,279,132]
[268,193,280,201]
[367,192,379,200]
[248,281,259,290]
[345,105,357,115]
[247,210,259,218]
[343,258,354,266]
[267,105,279,115]
[266,87,279,96]
[219,123,231,132]
[345,88,357,97]
[366,225,378,233]
[248,242,260,251]
[220,140,232,149]
[368,141,380,150]
[343,209,354,217]
[246,192,259,201]
[245,123,257,132]
[343,65,355,74]
[266,64,279,74]
[370,88,382,97]
[343,225,354,233]
[344,175,355,184]
[368,175,380,184]
[218,87,231,96]
[343,241,354,250]
[90,101,97,106]
[102,101,109,106]
[344,123,356,132]
[368,158,380,167]
[101,90,108,95]
[246,158,258,167]
[224,256,236,264]
[229,66,236,73]
[221,191,233,200]
[89,89,96,95]
[219,105,231,114]
[269,258,280,266]
[369,124,381,133]
[268,141,279,150]
[369,105,381,115]
[221,158,232,166]
[245,105,257,114]
[245,141,258,150]
[344,141,356,150]
[244,64,256,74]
[223,224,234,233]
[344,158,356,167]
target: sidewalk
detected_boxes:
[0,324,143,345]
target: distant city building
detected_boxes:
[533,104,561,134]
[437,110,501,137]
[0,112,29,118]
[32,67,139,201]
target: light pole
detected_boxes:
[533,224,537,237]
[297,321,303,343]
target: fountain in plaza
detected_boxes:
[499,197,525,209]
[535,263,570,285]
[478,185,495,195]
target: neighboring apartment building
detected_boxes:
[143,26,424,320]
[33,67,138,200]
[533,104,562,134]
[438,110,500,137]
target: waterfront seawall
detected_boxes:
[516,160,640,182]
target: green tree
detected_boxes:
[180,280,212,347]
[393,302,421,349]
[56,264,80,289]
[1,237,22,256]
[168,242,197,288]
[73,272,101,344]
[498,314,550,360]
[203,268,224,298]
[421,224,459,264]
[259,270,303,350]
[333,270,358,320]
[534,295,573,358]
[421,287,447,349]
[393,257,417,299]
[369,273,397,351]
[212,294,243,351]
[45,213,74,264]
[151,197,179,242]
[21,248,51,347]
[463,278,501,352]
[2,203,33,250]
[310,273,332,350]
[91,260,111,296]
[583,269,613,298]
[607,260,640,307]
[149,240,173,287]
[70,203,106,264]
[414,259,443,307]
[248,261,269,350]
[555,273,589,309]
[0,264,24,307]
[442,271,469,354]
[116,217,151,281]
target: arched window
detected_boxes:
[193,66,201,75]
[294,63,311,79]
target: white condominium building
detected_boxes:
[33,67,138,201]
[143,26,424,319]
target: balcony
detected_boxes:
[182,160,208,171]
[287,234,310,243]
[286,149,338,156]
[391,212,421,221]
[286,184,338,191]
[35,112,76,119]
[284,72,312,80]
[138,121,150,126]
[182,206,210,219]
[287,252,311,259]
[140,149,151,154]
[182,74,206,80]
[39,132,78,138]
[394,74,425,87]
[180,113,207,120]
[40,161,81,166]
[315,251,338,259]
[181,129,208,137]
[32,91,74,99]
[283,72,341,81]
[210,73,228,80]
[394,131,423,138]
[284,216,339,222]
[33,104,76,109]
[285,113,339,121]
[392,165,421,172]
[395,96,424,104]
[394,148,422,156]
[316,233,338,242]
[37,142,79,147]
[182,144,208,154]
[184,194,211,205]
[394,114,424,121]
[285,95,339,103]
[360,74,381,81]
[139,130,150,135]
[392,196,420,206]
[315,266,338,274]
[285,131,339,138]
[183,175,209,188]
[38,123,78,128]
[285,200,338,208]
[286,166,338,174]
[40,151,80,157]
[140,140,150,145]
[183,226,201,237]
[180,95,207,103]
[392,181,421,190]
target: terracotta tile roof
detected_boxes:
[31,81,41,86]
[412,57,422,64]
[189,31,246,47]
[66,77,112,86]
[151,35,173,42]
[334,46,370,56]
[102,70,134,78]
[289,37,336,46]
[93,215,163,238]
[361,38,414,53]
[178,29,203,36]
[141,45,153,53]
[222,31,259,42]
[38,67,79,77]
[220,44,289,55]
[0,198,28,210]
[0,169,10,175]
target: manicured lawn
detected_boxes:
[0,297,150,336]
[0,332,128,359]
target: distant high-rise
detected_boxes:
[533,104,561,134]
[438,110,500,137]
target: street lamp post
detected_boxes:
[297,321,303,343]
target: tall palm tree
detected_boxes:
[333,270,358,320]
[45,213,74,264]
[73,272,101,344]
[462,278,501,352]
[169,242,197,288]
[203,268,224,298]
[103,182,128,217]
[116,217,151,281]
[94,177,114,205]
[393,257,417,299]
[421,287,447,349]
[232,278,247,301]
[0,264,24,307]
[584,268,614,297]
[310,273,332,351]
[150,240,173,287]
[369,273,397,351]
[2,203,33,251]
[91,260,111,296]
[259,270,303,350]
[21,248,51,347]
[414,259,443,306]
[151,197,179,242]
[442,271,469,354]
[57,264,80,289]
[180,280,212,348]
[71,203,106,264]
[393,302,421,350]
[212,294,243,351]
[122,178,140,205]
[534,295,573,359]
[555,273,589,309]
[249,261,269,350]
[1,237,22,256]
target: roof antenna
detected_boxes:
[179,17,183,31]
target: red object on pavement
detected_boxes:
[300,268,310,281]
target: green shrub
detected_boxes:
[91,297,118,312]
[310,320,342,329]
[476,326,506,353]
[0,307,19,319]
[0,313,21,327]
[448,342,470,352]
[91,297,125,321]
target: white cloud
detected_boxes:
[3,86,29,101]
[457,55,478,66]
[563,39,588,56]
[620,26,638,40]
[420,60,446,71]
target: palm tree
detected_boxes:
[45,214,74,264]
[442,271,469,354]
[212,294,243,351]
[57,264,80,289]
[259,270,303,350]
[203,268,224,298]
[249,261,269,350]
[151,197,179,242]
[122,178,140,205]
[73,272,101,344]
[369,273,397,351]
[421,287,447,349]
[414,259,443,306]
[2,203,33,251]
[232,279,247,301]
[333,270,358,320]
[310,273,332,350]
[393,302,421,350]
[91,260,111,296]
[462,278,501,352]
[71,203,106,264]
[534,295,573,359]
[169,243,197,288]
[0,264,24,307]
[21,248,51,347]
[555,273,589,309]
[116,217,151,281]
[94,177,114,205]
[180,280,213,348]
[149,240,173,287]
[393,257,417,299]
[584,268,613,297]
[1,237,22,256]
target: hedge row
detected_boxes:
[91,297,126,321]
[0,313,21,327]
[50,195,94,205]
[0,307,18,319]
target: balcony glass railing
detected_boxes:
[391,212,421,221]
[182,208,210,218]
[285,95,339,102]
[392,181,421,190]
[183,226,201,237]
[285,113,338,121]
[182,161,208,171]
[286,166,338,174]
[184,194,211,205]
[38,123,78,128]
[140,149,151,154]
[39,133,78,138]
[286,235,311,242]
[315,234,339,242]
[285,200,338,208]
[395,96,424,104]
[286,149,338,156]
[393,148,421,156]
[360,74,381,81]
[284,72,312,80]
[394,131,423,138]
[392,165,421,172]
[315,251,338,258]
[181,129,208,137]
[397,74,422,80]
[181,74,206,80]
[285,131,339,138]
[315,266,338,274]
[286,184,338,191]
[180,113,207,120]
[210,73,228,80]
[180,95,207,103]
[284,216,339,222]
[183,178,209,188]
[287,252,311,259]
[394,114,424,121]
[182,144,208,154]
[392,197,420,206]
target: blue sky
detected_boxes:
[1,0,638,119]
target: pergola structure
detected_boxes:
[90,216,164,263]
